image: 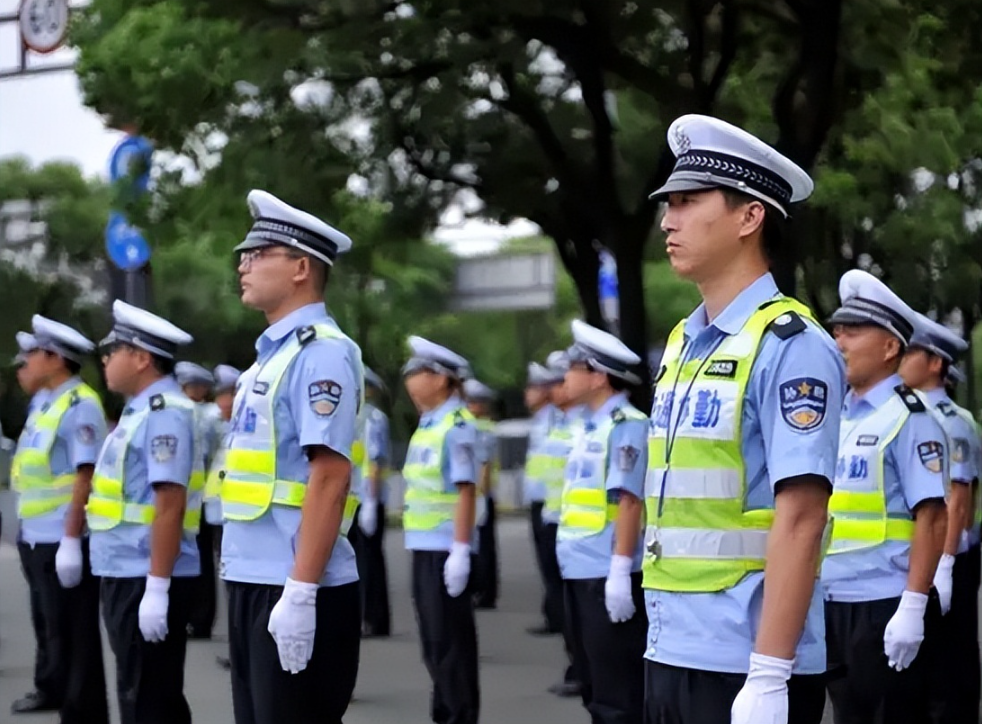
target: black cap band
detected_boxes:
[246,218,339,263]
[830,298,914,343]
[109,325,179,358]
[672,150,793,207]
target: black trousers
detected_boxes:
[102,576,195,724]
[188,521,220,637]
[227,581,360,724]
[564,574,647,724]
[643,660,827,724]
[927,543,981,724]
[348,501,392,636]
[412,550,480,724]
[18,539,109,724]
[826,595,942,724]
[474,497,499,608]
[530,503,563,632]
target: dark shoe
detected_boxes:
[187,625,212,640]
[548,681,582,698]
[12,691,59,714]
[526,624,561,636]
[361,624,390,639]
[215,655,231,671]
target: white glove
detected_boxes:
[358,498,378,536]
[604,554,635,623]
[883,590,928,671]
[731,652,792,724]
[138,575,170,643]
[55,536,83,589]
[267,577,319,674]
[934,554,955,615]
[443,542,471,598]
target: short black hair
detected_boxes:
[152,355,176,377]
[719,188,788,266]
[44,350,82,376]
[607,374,633,392]
[285,249,330,292]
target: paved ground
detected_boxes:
[0,516,835,723]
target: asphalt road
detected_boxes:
[0,517,834,723]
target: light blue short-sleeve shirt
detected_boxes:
[221,304,361,588]
[90,376,200,578]
[19,378,107,546]
[362,403,390,503]
[541,405,586,524]
[523,404,555,504]
[821,375,948,602]
[644,273,845,676]
[403,395,478,552]
[556,392,649,580]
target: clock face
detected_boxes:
[19,0,70,54]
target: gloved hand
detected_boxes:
[731,652,792,724]
[267,577,319,674]
[604,554,635,623]
[138,575,170,643]
[884,590,928,671]
[358,497,378,536]
[443,542,471,598]
[933,554,955,615]
[55,535,83,589]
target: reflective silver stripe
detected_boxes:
[644,468,741,500]
[647,527,769,560]
[20,485,74,501]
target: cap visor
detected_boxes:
[233,237,276,253]
[648,177,719,202]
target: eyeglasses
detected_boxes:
[238,247,299,268]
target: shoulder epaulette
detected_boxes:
[69,390,81,407]
[767,311,806,340]
[453,410,466,427]
[149,394,166,411]
[296,326,317,346]
[894,385,926,413]
[611,408,626,424]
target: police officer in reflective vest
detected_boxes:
[557,319,649,724]
[523,361,562,635]
[175,361,222,640]
[538,351,586,699]
[822,270,948,724]
[463,377,499,610]
[221,190,362,724]
[643,115,844,724]
[402,336,480,724]
[90,300,201,724]
[10,330,56,716]
[10,317,109,723]
[349,366,392,637]
[902,312,982,723]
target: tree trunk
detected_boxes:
[614,221,653,411]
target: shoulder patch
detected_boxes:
[768,311,806,340]
[296,325,317,346]
[778,377,828,432]
[894,385,925,413]
[149,394,166,411]
[308,379,342,417]
[917,441,944,473]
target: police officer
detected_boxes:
[643,115,843,724]
[464,377,499,610]
[10,330,57,716]
[221,190,362,724]
[10,317,110,724]
[349,366,392,637]
[402,336,480,724]
[538,351,586,699]
[90,300,201,724]
[900,312,980,723]
[558,319,649,724]
[822,270,948,724]
[176,361,222,639]
[523,361,562,635]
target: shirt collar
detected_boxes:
[47,376,81,403]
[420,394,464,426]
[128,376,181,410]
[256,303,330,355]
[684,273,781,339]
[922,387,948,406]
[590,392,629,423]
[844,373,902,415]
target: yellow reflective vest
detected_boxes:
[14,383,103,519]
[643,297,817,593]
[219,324,361,532]
[87,392,204,533]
